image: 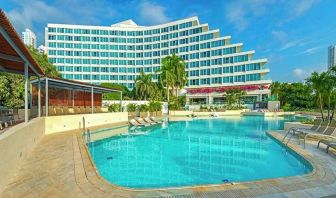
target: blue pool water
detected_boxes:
[88,116,312,189]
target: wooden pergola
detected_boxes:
[30,77,122,116]
[0,9,44,123]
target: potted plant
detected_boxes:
[127,103,137,118]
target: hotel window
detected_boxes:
[74,66,82,72]
[136,60,143,65]
[189,27,202,35]
[179,46,188,53]
[211,68,222,74]
[179,21,192,29]
[152,29,160,34]
[180,54,188,60]
[57,28,65,33]
[136,45,143,50]
[200,78,210,85]
[65,43,73,48]
[92,75,99,80]
[170,40,178,46]
[161,50,169,56]
[200,51,210,58]
[110,75,118,80]
[136,53,143,58]
[170,48,178,54]
[144,37,152,42]
[65,58,73,64]
[161,27,169,33]
[136,31,143,36]
[74,44,82,49]
[65,36,73,41]
[190,36,199,43]
[48,35,56,40]
[83,44,90,49]
[57,50,64,56]
[189,79,199,85]
[144,52,152,57]
[65,66,73,72]
[200,69,210,75]
[48,42,56,47]
[144,44,152,50]
[189,44,199,51]
[74,74,82,80]
[211,77,222,84]
[211,40,225,47]
[153,43,160,49]
[49,50,56,55]
[169,33,178,39]
[200,33,214,41]
[127,31,135,36]
[110,67,118,72]
[83,67,91,72]
[200,42,210,49]
[83,75,91,80]
[161,42,169,48]
[48,27,56,33]
[190,53,199,59]
[152,36,160,42]
[169,25,178,31]
[235,75,245,82]
[144,30,152,35]
[179,38,188,45]
[101,75,109,80]
[74,59,82,64]
[211,49,222,56]
[57,66,65,71]
[161,34,169,40]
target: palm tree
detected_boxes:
[160,54,187,102]
[270,81,281,100]
[306,71,329,120]
[134,71,154,101]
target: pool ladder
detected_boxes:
[82,117,91,144]
[282,127,299,146]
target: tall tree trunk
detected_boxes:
[319,94,324,120]
[327,95,331,121]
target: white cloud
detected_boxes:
[224,0,274,32]
[292,0,319,16]
[299,46,322,55]
[271,30,287,42]
[292,68,309,80]
[138,1,169,25]
[279,39,306,51]
[5,0,116,45]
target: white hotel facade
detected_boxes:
[45,17,271,104]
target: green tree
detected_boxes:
[225,88,246,109]
[160,54,187,103]
[101,83,131,100]
[27,46,61,78]
[306,71,335,120]
[270,81,281,100]
[134,71,155,100]
[0,46,61,108]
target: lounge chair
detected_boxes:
[73,106,81,114]
[135,118,150,126]
[150,116,162,124]
[282,119,323,142]
[55,107,63,115]
[144,117,156,125]
[317,139,336,153]
[62,106,71,115]
[299,120,334,148]
[129,119,142,126]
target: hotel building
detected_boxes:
[45,17,271,104]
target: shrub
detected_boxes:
[282,103,292,112]
[139,104,149,112]
[127,103,137,112]
[108,104,121,112]
[149,101,162,112]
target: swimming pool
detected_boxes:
[88,116,313,189]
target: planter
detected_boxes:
[128,112,136,118]
[140,112,149,117]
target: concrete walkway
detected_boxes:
[1,129,336,198]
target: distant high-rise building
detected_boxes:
[22,28,36,48]
[328,45,336,69]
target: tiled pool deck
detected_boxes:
[1,126,336,198]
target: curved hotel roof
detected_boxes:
[45,16,271,92]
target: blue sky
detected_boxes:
[1,0,336,82]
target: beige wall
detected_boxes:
[0,118,45,192]
[45,112,128,134]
